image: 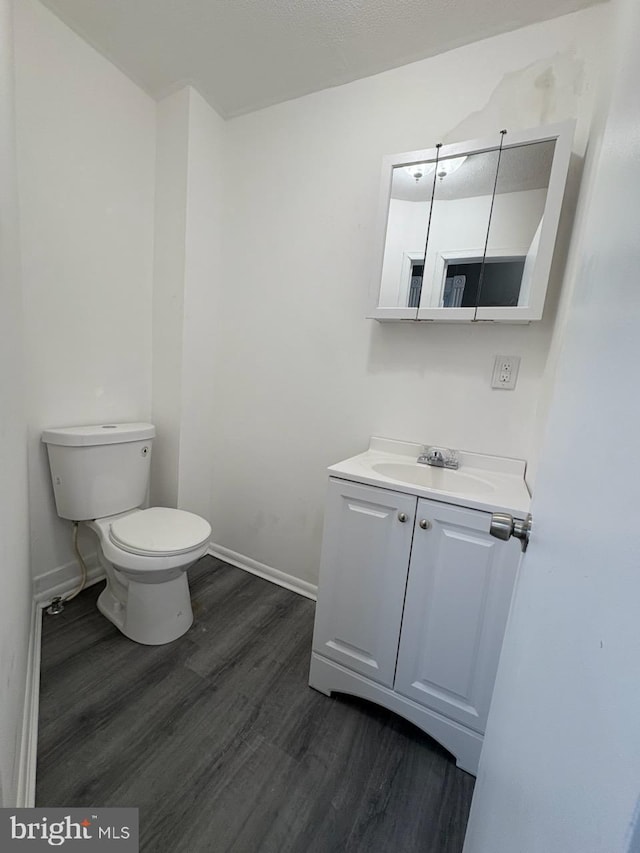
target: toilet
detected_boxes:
[41,423,211,645]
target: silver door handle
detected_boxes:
[490,512,532,552]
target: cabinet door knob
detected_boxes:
[398,512,408,523]
[419,519,431,530]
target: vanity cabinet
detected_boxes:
[310,477,521,774]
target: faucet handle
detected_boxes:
[419,445,459,469]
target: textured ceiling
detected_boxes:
[40,0,603,117]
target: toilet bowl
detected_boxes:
[88,507,211,645]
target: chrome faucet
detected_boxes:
[417,445,459,469]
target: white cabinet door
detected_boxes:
[312,479,416,687]
[394,498,520,732]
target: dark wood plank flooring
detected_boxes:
[37,556,474,852]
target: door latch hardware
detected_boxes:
[489,512,532,552]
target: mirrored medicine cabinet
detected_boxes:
[369,121,574,323]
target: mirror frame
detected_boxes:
[369,121,574,323]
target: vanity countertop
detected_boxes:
[328,437,531,517]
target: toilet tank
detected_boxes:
[41,423,156,521]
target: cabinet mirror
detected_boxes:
[370,122,573,323]
[472,138,555,321]
[416,148,500,320]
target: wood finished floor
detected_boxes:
[37,556,475,853]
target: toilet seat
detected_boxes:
[109,507,211,557]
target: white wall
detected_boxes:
[151,86,224,522]
[150,88,189,508]
[206,6,608,585]
[0,0,32,807]
[177,88,225,521]
[462,0,640,847]
[14,0,157,582]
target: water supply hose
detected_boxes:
[46,522,89,614]
[66,521,88,601]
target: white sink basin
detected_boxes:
[371,461,496,496]
[327,438,530,516]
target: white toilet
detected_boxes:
[42,423,211,645]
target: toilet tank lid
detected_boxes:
[41,423,156,447]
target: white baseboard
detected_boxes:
[208,543,317,601]
[33,553,105,604]
[16,600,42,807]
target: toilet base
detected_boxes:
[98,572,193,645]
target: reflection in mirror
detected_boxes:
[478,139,555,308]
[378,161,436,310]
[418,148,500,309]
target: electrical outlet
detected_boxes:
[492,355,520,390]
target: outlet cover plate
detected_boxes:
[492,355,520,390]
